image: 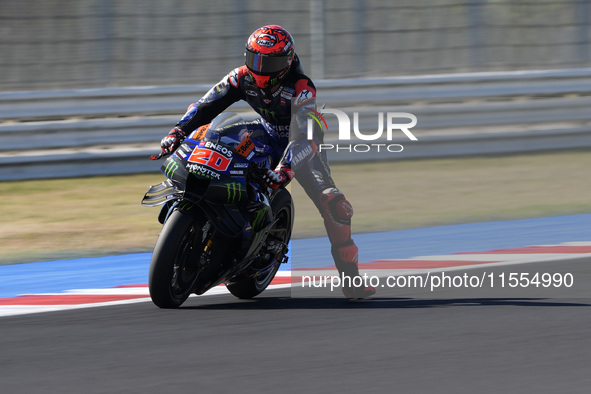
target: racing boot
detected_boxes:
[332,240,376,299]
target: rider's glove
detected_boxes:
[160,127,186,154]
[262,166,294,190]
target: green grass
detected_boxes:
[290,150,591,237]
[1,150,590,264]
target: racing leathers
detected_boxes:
[166,56,374,298]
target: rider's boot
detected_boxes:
[332,241,376,299]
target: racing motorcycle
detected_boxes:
[141,113,293,308]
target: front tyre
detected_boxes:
[226,189,293,299]
[149,209,203,308]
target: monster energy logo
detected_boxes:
[179,201,193,211]
[226,182,242,203]
[164,160,179,178]
[252,206,267,230]
[257,107,277,122]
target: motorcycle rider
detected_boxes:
[160,25,375,299]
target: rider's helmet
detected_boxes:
[244,25,295,90]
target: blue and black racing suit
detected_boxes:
[173,56,361,278]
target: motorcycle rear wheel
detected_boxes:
[226,189,293,299]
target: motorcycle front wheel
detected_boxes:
[148,209,204,308]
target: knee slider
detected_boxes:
[320,188,354,223]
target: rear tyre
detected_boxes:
[149,210,204,308]
[226,189,293,299]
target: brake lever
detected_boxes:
[149,151,168,160]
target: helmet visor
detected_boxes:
[245,49,291,75]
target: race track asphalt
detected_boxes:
[1,256,590,393]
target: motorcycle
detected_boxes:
[141,113,293,308]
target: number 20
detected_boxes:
[188,147,231,171]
